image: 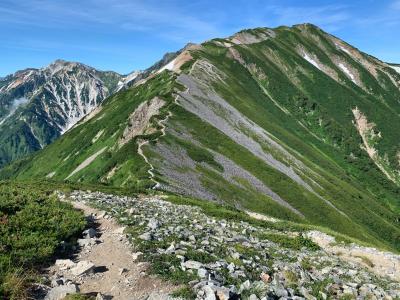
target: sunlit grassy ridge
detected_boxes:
[1,24,400,251]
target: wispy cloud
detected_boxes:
[0,0,221,42]
[267,3,351,30]
[391,0,400,9]
[1,0,399,75]
[353,0,400,28]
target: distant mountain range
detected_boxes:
[0,60,126,166]
[1,24,400,251]
[0,44,198,168]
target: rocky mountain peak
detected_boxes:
[43,59,93,76]
[0,60,126,166]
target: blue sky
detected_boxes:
[1,0,399,76]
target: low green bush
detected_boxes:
[0,181,86,299]
[148,254,197,284]
[260,233,320,251]
[170,287,197,299]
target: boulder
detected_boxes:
[70,260,95,276]
[202,286,216,300]
[55,259,75,270]
[146,292,171,300]
[51,277,64,287]
[260,272,271,283]
[77,238,96,248]
[139,232,153,241]
[96,293,106,300]
[83,228,96,238]
[183,260,203,269]
[45,284,78,300]
[239,280,251,292]
[215,287,231,300]
[198,268,208,278]
[147,218,160,230]
[97,211,107,218]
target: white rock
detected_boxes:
[240,279,251,291]
[119,267,128,275]
[146,292,172,300]
[183,260,203,269]
[51,277,64,287]
[198,268,208,278]
[215,287,230,300]
[147,218,160,230]
[98,211,107,218]
[132,252,143,261]
[55,259,75,270]
[96,293,105,300]
[139,232,153,241]
[77,238,96,248]
[202,286,216,300]
[70,261,95,276]
[45,284,78,300]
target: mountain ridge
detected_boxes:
[2,23,400,251]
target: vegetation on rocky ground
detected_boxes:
[71,190,400,300]
[0,181,86,299]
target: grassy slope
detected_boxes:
[1,72,178,190]
[1,25,400,250]
[151,25,400,249]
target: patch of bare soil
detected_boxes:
[307,231,400,282]
[47,201,177,300]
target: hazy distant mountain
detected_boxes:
[0,60,123,166]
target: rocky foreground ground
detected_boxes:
[43,191,400,299]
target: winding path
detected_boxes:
[136,99,176,189]
[48,200,176,299]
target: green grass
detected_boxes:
[148,254,198,284]
[165,193,400,254]
[185,248,215,263]
[170,287,197,299]
[259,233,321,251]
[0,181,86,299]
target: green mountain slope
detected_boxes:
[2,24,400,250]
